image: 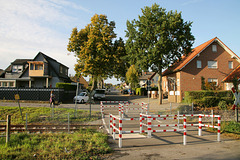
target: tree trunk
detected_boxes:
[158,69,163,105]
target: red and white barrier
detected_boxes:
[140,113,187,145]
[198,114,221,142]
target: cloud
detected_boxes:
[0,0,91,74]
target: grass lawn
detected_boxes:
[0,106,101,125]
[0,106,112,159]
[0,129,111,159]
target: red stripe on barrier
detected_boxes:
[158,125,160,127]
[166,125,169,127]
[148,122,151,125]
[153,130,156,132]
[166,115,169,117]
[175,124,177,126]
[131,118,134,120]
[119,120,122,123]
[119,134,122,138]
[131,131,134,133]
[140,125,142,127]
[148,128,151,130]
[113,129,115,132]
[158,115,160,117]
[174,129,177,132]
[163,130,166,132]
[164,118,166,120]
[119,127,122,131]
[142,130,145,133]
[218,123,220,126]
[153,118,156,120]
[183,114,185,116]
[184,132,187,135]
[218,130,220,133]
[218,117,221,120]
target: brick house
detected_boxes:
[0,52,71,88]
[162,37,240,102]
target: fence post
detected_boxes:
[217,116,221,142]
[109,114,112,135]
[178,111,180,129]
[25,113,28,131]
[183,117,187,145]
[198,115,202,136]
[147,115,152,138]
[140,113,143,133]
[6,115,11,144]
[113,117,116,140]
[211,110,214,126]
[68,113,70,134]
[119,117,122,148]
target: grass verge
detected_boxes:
[0,129,111,159]
[0,106,101,125]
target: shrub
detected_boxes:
[56,83,76,91]
[185,90,233,108]
[218,100,228,110]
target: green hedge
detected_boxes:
[185,90,233,108]
[56,83,77,91]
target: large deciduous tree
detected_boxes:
[68,14,126,90]
[125,3,195,104]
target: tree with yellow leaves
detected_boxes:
[68,14,123,90]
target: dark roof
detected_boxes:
[11,59,32,65]
[38,52,69,69]
[0,69,4,77]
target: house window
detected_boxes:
[35,64,43,70]
[212,45,217,52]
[30,63,34,70]
[2,82,7,87]
[9,82,14,87]
[197,60,202,68]
[229,61,233,69]
[12,65,23,73]
[208,61,217,69]
[208,78,218,86]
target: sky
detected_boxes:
[0,0,240,85]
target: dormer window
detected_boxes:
[12,65,23,73]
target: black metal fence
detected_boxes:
[0,88,76,103]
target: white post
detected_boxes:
[183,117,187,145]
[170,102,172,114]
[109,114,112,135]
[147,115,152,138]
[119,117,123,148]
[113,117,116,140]
[178,111,180,129]
[211,110,214,126]
[198,115,202,136]
[217,116,221,142]
[140,113,143,133]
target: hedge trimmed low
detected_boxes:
[185,90,233,108]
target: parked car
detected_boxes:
[73,92,89,103]
[121,89,128,94]
[94,89,106,100]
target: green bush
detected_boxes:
[218,100,228,110]
[56,83,76,91]
[185,90,233,108]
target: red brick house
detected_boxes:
[162,37,240,102]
